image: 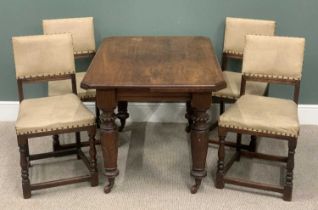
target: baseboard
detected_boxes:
[0,101,317,125]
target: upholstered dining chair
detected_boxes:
[42,17,130,147]
[42,17,101,151]
[12,34,98,198]
[215,35,305,201]
[207,17,276,151]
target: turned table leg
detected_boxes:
[190,93,211,193]
[97,90,119,194]
[185,101,193,133]
[117,101,129,132]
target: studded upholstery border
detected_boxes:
[218,123,298,138]
[12,34,75,80]
[242,35,305,81]
[16,122,96,136]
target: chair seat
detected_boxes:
[212,71,268,100]
[15,94,95,135]
[48,72,96,100]
[219,95,299,137]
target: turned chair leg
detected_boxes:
[220,101,225,115]
[249,135,257,152]
[76,132,81,159]
[283,140,297,201]
[95,105,101,129]
[216,131,226,189]
[17,136,31,199]
[236,134,242,161]
[52,134,60,151]
[88,127,98,186]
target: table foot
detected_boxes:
[104,178,115,194]
[118,120,126,132]
[190,178,202,194]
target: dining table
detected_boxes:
[81,36,226,193]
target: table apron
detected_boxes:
[116,89,191,102]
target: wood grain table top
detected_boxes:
[81,36,225,92]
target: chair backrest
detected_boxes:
[222,17,276,69]
[223,17,276,56]
[42,17,96,57]
[241,35,305,103]
[12,34,76,101]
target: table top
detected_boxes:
[81,36,225,92]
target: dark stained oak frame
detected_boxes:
[215,74,301,201]
[53,52,129,151]
[81,36,226,194]
[208,52,269,152]
[16,73,98,199]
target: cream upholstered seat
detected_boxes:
[48,72,96,100]
[212,17,275,100]
[219,94,299,137]
[43,17,96,100]
[16,94,95,135]
[12,34,98,199]
[212,71,267,100]
[216,35,305,201]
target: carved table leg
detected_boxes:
[97,90,119,194]
[18,136,31,199]
[190,93,210,193]
[117,101,129,132]
[185,101,193,133]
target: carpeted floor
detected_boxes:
[0,122,317,210]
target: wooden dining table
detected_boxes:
[81,36,225,194]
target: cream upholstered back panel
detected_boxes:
[242,35,305,80]
[43,17,96,54]
[12,34,75,79]
[223,17,276,55]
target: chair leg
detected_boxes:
[249,135,257,152]
[95,104,101,129]
[26,140,31,167]
[220,101,225,115]
[17,136,31,199]
[283,140,297,201]
[216,130,226,189]
[185,101,193,132]
[52,134,60,151]
[236,134,242,161]
[88,127,98,187]
[76,132,81,160]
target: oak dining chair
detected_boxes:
[12,34,98,198]
[215,35,305,201]
[207,17,276,151]
[42,17,100,152]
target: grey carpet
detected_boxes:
[0,122,317,210]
